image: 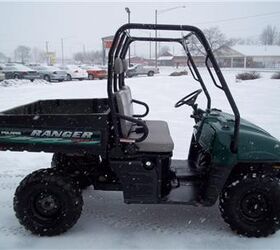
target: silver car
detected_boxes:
[2,63,40,81]
[31,65,67,82]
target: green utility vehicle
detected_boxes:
[1,24,280,237]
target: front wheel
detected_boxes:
[219,173,280,237]
[88,74,94,80]
[14,168,83,236]
[147,71,154,77]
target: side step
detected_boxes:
[161,159,203,205]
[171,159,201,181]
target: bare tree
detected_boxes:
[0,52,8,63]
[235,37,258,45]
[14,45,31,63]
[188,26,235,55]
[31,47,46,63]
[260,25,278,45]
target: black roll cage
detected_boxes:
[107,23,240,153]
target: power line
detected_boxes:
[195,11,280,25]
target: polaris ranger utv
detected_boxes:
[1,23,280,237]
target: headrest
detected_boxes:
[122,59,128,72]
[114,58,123,74]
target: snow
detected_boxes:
[1,67,280,249]
[232,45,280,57]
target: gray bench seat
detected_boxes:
[130,120,174,153]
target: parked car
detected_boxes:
[126,64,159,77]
[2,63,40,82]
[30,65,67,82]
[80,65,107,80]
[0,66,5,81]
[59,65,88,81]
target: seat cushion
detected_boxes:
[130,120,174,153]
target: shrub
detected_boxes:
[169,70,188,77]
[236,71,261,81]
[271,72,280,79]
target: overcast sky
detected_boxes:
[1,1,280,59]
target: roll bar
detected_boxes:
[107,23,240,153]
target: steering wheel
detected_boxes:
[175,89,202,108]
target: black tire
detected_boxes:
[58,79,64,82]
[66,74,72,81]
[14,74,20,80]
[88,74,94,80]
[147,71,154,77]
[219,173,280,237]
[43,75,51,82]
[14,168,83,236]
[51,153,98,189]
[30,79,34,82]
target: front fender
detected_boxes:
[238,130,280,162]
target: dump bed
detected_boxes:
[0,98,110,155]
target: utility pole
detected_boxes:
[155,9,158,69]
[45,41,49,65]
[149,32,152,60]
[154,6,185,69]
[83,44,86,63]
[83,44,86,55]
[61,38,64,65]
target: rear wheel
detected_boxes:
[88,74,94,80]
[147,71,154,77]
[51,153,99,189]
[14,168,83,236]
[43,75,51,82]
[219,173,280,237]
[66,74,72,81]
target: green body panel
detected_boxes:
[199,110,280,166]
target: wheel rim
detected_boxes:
[240,191,270,222]
[67,75,71,81]
[32,190,62,222]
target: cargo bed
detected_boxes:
[0,98,110,155]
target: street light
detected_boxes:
[125,7,131,66]
[155,5,186,69]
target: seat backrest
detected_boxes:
[115,88,134,137]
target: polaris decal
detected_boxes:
[0,128,101,145]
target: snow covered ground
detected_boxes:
[0,68,280,249]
